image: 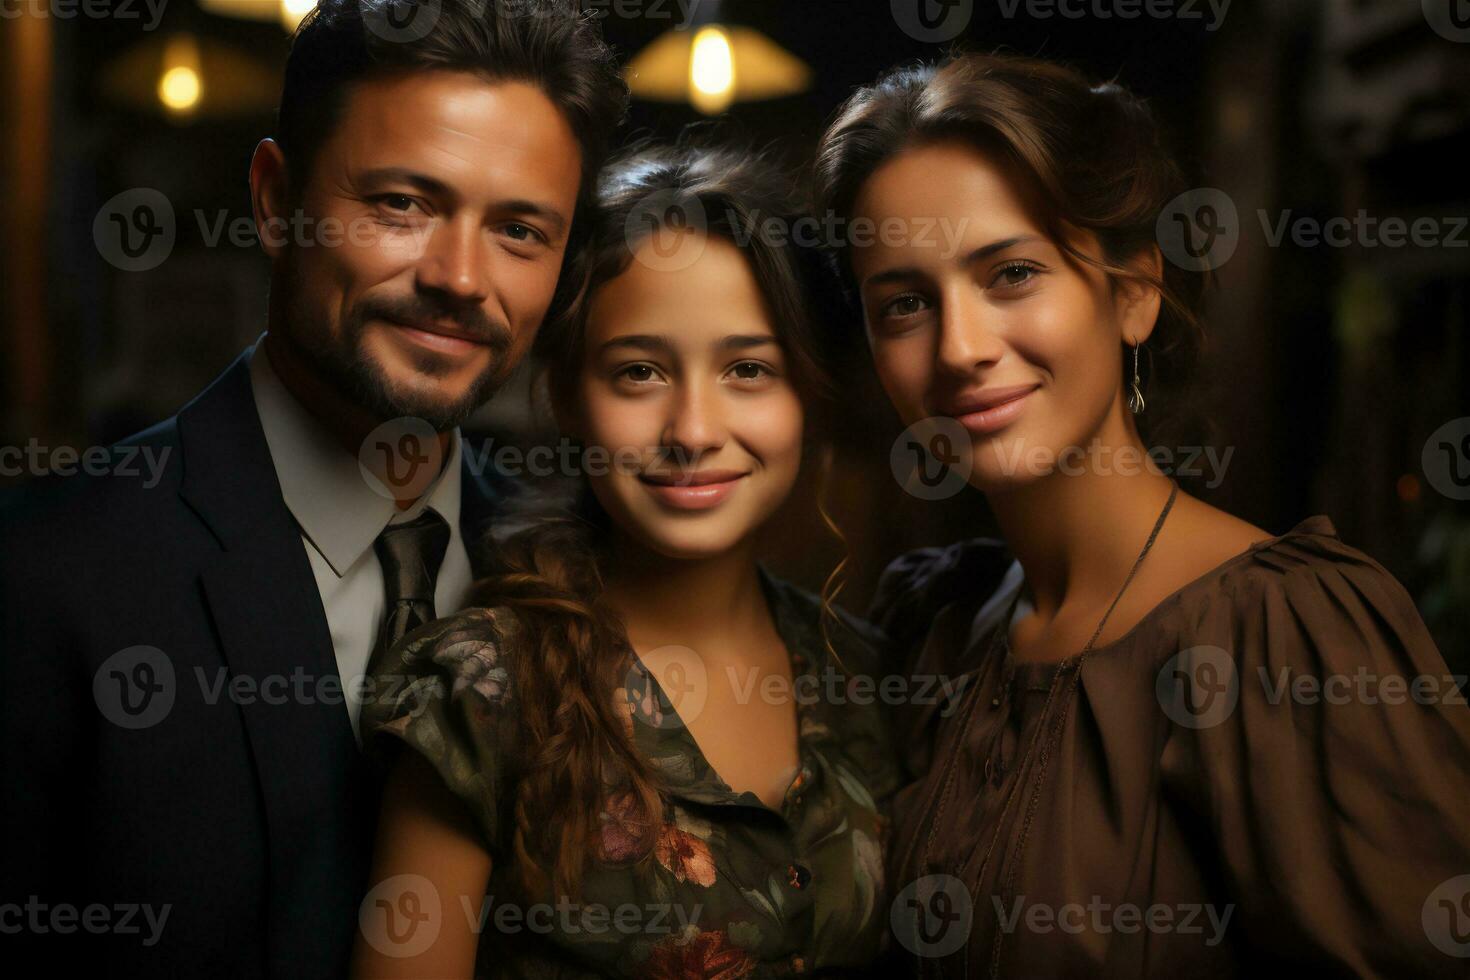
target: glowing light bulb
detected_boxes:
[689,26,734,115]
[157,35,203,115]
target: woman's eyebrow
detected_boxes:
[860,234,1041,290]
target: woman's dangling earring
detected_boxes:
[1127,342,1147,415]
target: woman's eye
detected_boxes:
[881,294,929,319]
[994,262,1039,289]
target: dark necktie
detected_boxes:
[372,509,451,661]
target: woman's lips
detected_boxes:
[638,471,748,510]
[944,384,1039,436]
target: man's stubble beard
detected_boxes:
[274,251,514,431]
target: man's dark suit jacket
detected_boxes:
[0,350,506,976]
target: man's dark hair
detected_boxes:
[275,0,628,328]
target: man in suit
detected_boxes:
[0,1,626,975]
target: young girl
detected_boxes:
[815,53,1470,977]
[351,144,898,978]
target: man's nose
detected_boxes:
[416,216,491,303]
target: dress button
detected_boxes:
[786,863,811,889]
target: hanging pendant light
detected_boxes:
[626,1,811,115]
[100,30,279,121]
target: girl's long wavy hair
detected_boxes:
[813,51,1211,448]
[464,140,841,902]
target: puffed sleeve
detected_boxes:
[359,606,523,854]
[866,537,1013,658]
[1164,525,1470,975]
[866,539,1015,784]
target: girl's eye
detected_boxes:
[880,294,930,319]
[616,364,660,384]
[994,261,1040,289]
[729,361,772,381]
[504,222,538,243]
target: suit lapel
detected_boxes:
[177,352,368,974]
[173,356,511,974]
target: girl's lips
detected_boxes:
[638,473,746,510]
[946,385,1038,436]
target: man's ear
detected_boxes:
[1117,245,1165,347]
[249,138,291,261]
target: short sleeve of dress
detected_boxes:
[359,606,523,855]
[1165,525,1470,974]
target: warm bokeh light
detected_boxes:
[198,0,317,31]
[280,0,316,31]
[158,66,201,112]
[157,35,202,115]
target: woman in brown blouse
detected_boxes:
[814,53,1470,977]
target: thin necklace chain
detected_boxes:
[1081,481,1179,656]
[908,480,1181,979]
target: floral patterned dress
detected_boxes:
[360,565,900,979]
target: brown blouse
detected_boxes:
[869,516,1470,978]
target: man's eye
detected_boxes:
[503,222,544,245]
[379,195,417,213]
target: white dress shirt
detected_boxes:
[247,337,473,742]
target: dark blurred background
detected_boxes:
[2,0,1468,672]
